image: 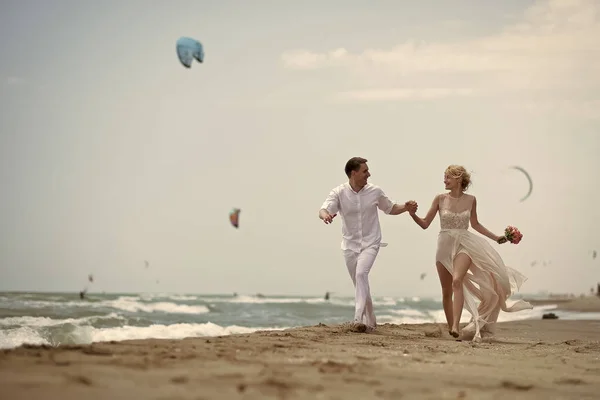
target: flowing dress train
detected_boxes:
[435,193,533,342]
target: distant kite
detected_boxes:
[144,260,149,268]
[176,37,204,68]
[510,166,533,202]
[420,273,427,280]
[229,208,241,228]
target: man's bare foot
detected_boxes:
[340,321,368,333]
[352,321,368,333]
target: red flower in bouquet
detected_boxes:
[504,225,523,244]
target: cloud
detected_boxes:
[281,48,350,71]
[333,88,476,102]
[519,99,600,120]
[280,0,600,109]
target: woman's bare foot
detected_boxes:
[449,326,460,338]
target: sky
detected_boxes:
[0,0,598,297]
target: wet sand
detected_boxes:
[525,295,600,311]
[554,296,600,312]
[1,319,600,399]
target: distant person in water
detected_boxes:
[324,292,330,301]
[319,157,417,332]
[79,291,85,300]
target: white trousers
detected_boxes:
[343,246,379,328]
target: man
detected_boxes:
[319,157,418,332]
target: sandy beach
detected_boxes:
[2,318,599,400]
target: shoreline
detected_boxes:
[1,295,599,352]
[2,320,599,399]
[524,295,600,312]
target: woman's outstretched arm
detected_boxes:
[410,195,439,230]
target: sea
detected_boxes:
[1,291,597,350]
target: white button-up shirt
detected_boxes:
[321,182,396,253]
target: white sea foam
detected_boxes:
[0,321,286,349]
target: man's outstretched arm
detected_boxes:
[390,203,408,215]
[379,190,418,215]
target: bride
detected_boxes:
[408,165,532,341]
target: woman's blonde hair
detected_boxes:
[445,165,471,191]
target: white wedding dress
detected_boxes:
[435,193,533,342]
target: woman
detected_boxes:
[408,165,532,342]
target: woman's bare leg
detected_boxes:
[450,253,473,336]
[435,262,453,333]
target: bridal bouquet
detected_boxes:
[504,225,523,244]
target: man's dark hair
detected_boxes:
[345,157,368,178]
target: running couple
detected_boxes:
[318,157,532,342]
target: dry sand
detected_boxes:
[1,319,600,400]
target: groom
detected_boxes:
[319,157,418,332]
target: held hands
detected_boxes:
[405,200,418,214]
[496,236,508,244]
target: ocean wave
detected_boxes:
[0,313,125,328]
[106,298,209,315]
[0,321,286,349]
[3,296,210,316]
[87,322,286,343]
[137,293,199,302]
[217,295,421,307]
